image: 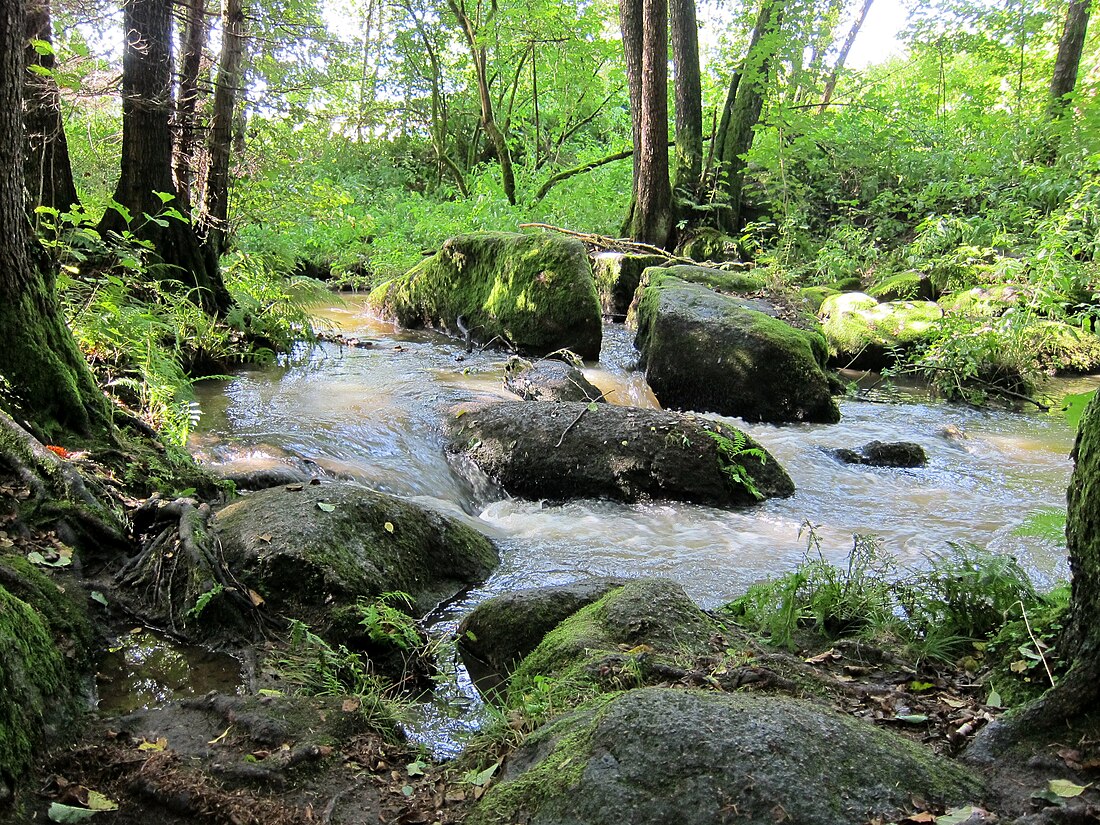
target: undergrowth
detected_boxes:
[723,523,1065,702]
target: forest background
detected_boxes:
[20,0,1100,440]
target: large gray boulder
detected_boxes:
[469,688,981,825]
[368,232,602,359]
[212,481,498,638]
[502,357,603,403]
[445,401,794,507]
[592,252,669,320]
[631,272,840,424]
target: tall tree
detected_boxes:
[670,0,702,207]
[173,0,208,201]
[448,0,517,205]
[711,0,784,234]
[620,0,673,247]
[1,0,109,443]
[818,0,874,113]
[99,0,231,315]
[200,0,245,254]
[23,0,79,214]
[1048,0,1092,118]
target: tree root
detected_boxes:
[115,495,277,641]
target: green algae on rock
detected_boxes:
[819,292,943,371]
[468,687,981,825]
[212,481,498,640]
[631,273,840,424]
[369,232,602,359]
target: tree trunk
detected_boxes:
[99,0,231,315]
[200,0,245,255]
[712,0,783,234]
[619,0,643,212]
[23,0,79,215]
[621,0,672,248]
[173,0,207,202]
[1048,0,1091,118]
[971,390,1100,751]
[1,0,109,444]
[448,0,517,205]
[818,0,874,113]
[670,0,702,206]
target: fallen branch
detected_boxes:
[554,393,612,448]
[518,222,686,262]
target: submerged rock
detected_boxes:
[469,687,981,825]
[457,577,627,685]
[818,292,942,371]
[832,440,928,468]
[592,252,669,321]
[631,272,840,424]
[502,356,603,403]
[445,401,794,507]
[212,481,498,638]
[368,231,602,359]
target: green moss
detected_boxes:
[675,228,736,263]
[368,232,603,359]
[800,285,839,313]
[819,293,943,364]
[867,272,931,302]
[468,696,617,825]
[665,264,766,294]
[0,556,95,664]
[938,284,1026,317]
[0,585,72,786]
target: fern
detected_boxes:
[705,427,766,500]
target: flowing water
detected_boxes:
[188,296,1090,753]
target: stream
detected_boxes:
[183,296,1087,754]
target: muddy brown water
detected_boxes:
[175,296,1090,754]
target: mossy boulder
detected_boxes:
[368,232,602,359]
[457,578,627,686]
[502,357,603,403]
[445,401,794,507]
[591,253,669,321]
[1027,319,1100,373]
[503,579,718,706]
[674,227,737,262]
[663,264,766,294]
[212,481,498,638]
[867,271,937,302]
[938,284,1027,317]
[799,285,840,313]
[819,292,943,370]
[0,558,94,798]
[469,687,981,825]
[631,273,840,424]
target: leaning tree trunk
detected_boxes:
[99,0,231,315]
[622,0,673,248]
[23,0,79,215]
[711,0,783,235]
[1,0,108,444]
[200,0,245,255]
[1048,0,1092,118]
[818,0,874,113]
[670,0,703,209]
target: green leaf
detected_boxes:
[30,38,55,56]
[384,521,395,533]
[47,803,98,823]
[85,791,119,812]
[317,502,336,512]
[90,591,108,607]
[587,402,598,411]
[1048,778,1089,798]
[406,759,427,777]
[466,761,499,787]
[26,64,53,78]
[987,687,1003,708]
[936,807,984,824]
[154,191,176,203]
[909,680,934,692]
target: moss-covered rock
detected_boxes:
[1026,319,1100,373]
[819,292,943,370]
[591,253,669,321]
[938,284,1028,317]
[368,232,602,359]
[457,578,627,687]
[212,481,498,638]
[663,264,766,294]
[502,357,603,403]
[631,273,840,424]
[445,401,794,507]
[0,559,93,797]
[503,579,718,707]
[867,271,937,302]
[469,687,981,825]
[674,227,737,262]
[799,285,840,313]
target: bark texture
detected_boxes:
[818,0,873,113]
[23,0,79,214]
[173,0,207,201]
[201,0,245,253]
[670,0,702,204]
[100,0,231,315]
[0,0,108,442]
[1049,0,1091,117]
